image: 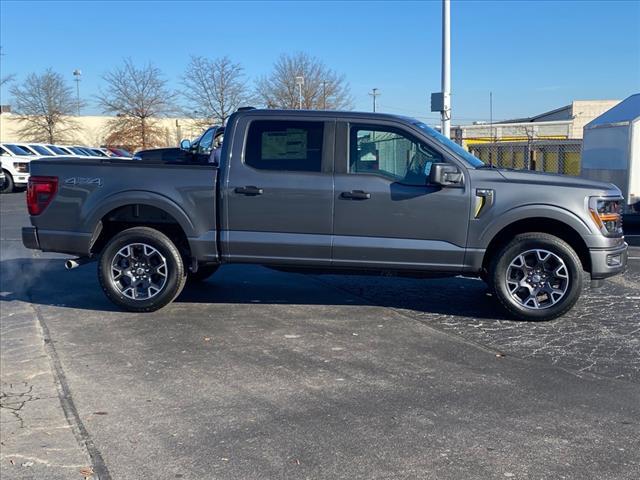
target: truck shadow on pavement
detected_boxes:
[1,258,514,321]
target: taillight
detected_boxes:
[27,176,58,216]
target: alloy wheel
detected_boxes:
[110,243,168,300]
[505,249,570,310]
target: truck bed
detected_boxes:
[25,157,219,260]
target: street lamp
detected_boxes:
[73,69,82,116]
[295,76,304,110]
[369,88,380,113]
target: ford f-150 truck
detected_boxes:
[22,108,628,320]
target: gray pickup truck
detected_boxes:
[22,108,628,320]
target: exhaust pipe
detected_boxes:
[65,257,93,270]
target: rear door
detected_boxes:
[223,114,335,266]
[332,120,471,271]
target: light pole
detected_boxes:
[441,0,451,137]
[295,76,304,109]
[73,69,82,116]
[369,88,380,112]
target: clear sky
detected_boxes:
[1,0,638,124]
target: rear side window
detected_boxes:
[245,120,324,172]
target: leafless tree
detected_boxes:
[182,56,250,128]
[1,73,15,88]
[256,52,353,110]
[518,125,537,170]
[9,69,81,143]
[97,59,176,151]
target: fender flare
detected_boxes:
[83,190,197,239]
[477,204,594,249]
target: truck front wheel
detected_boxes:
[1,171,14,193]
[98,227,187,312]
[490,233,583,321]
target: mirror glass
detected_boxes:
[180,139,191,150]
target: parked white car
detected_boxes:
[0,143,38,192]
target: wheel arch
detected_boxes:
[481,216,592,274]
[88,194,195,258]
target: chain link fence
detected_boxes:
[467,139,582,176]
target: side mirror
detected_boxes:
[430,163,463,187]
[180,139,191,151]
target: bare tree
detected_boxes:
[182,56,250,127]
[518,125,537,170]
[1,73,15,88]
[1,46,15,90]
[256,52,353,110]
[9,69,81,143]
[97,59,175,151]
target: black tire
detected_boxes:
[1,171,14,193]
[98,227,187,312]
[489,232,583,321]
[187,264,219,283]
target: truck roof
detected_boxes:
[234,108,419,124]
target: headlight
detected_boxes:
[589,197,623,237]
[14,162,30,173]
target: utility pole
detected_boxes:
[322,81,327,110]
[441,0,451,137]
[73,69,82,116]
[369,88,380,112]
[489,91,493,136]
[489,91,494,167]
[295,76,304,109]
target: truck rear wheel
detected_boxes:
[98,227,187,312]
[490,233,583,321]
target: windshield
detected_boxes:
[414,122,484,167]
[69,147,89,155]
[112,148,132,157]
[47,145,68,155]
[5,144,34,156]
[30,145,53,156]
[91,148,108,157]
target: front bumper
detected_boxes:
[13,174,29,185]
[589,241,628,279]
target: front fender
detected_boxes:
[476,204,594,249]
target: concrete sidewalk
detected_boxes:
[1,298,93,479]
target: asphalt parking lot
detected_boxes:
[1,191,639,480]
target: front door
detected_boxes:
[224,116,334,266]
[332,121,470,271]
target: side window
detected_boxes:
[349,125,443,186]
[197,128,215,155]
[245,120,324,172]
